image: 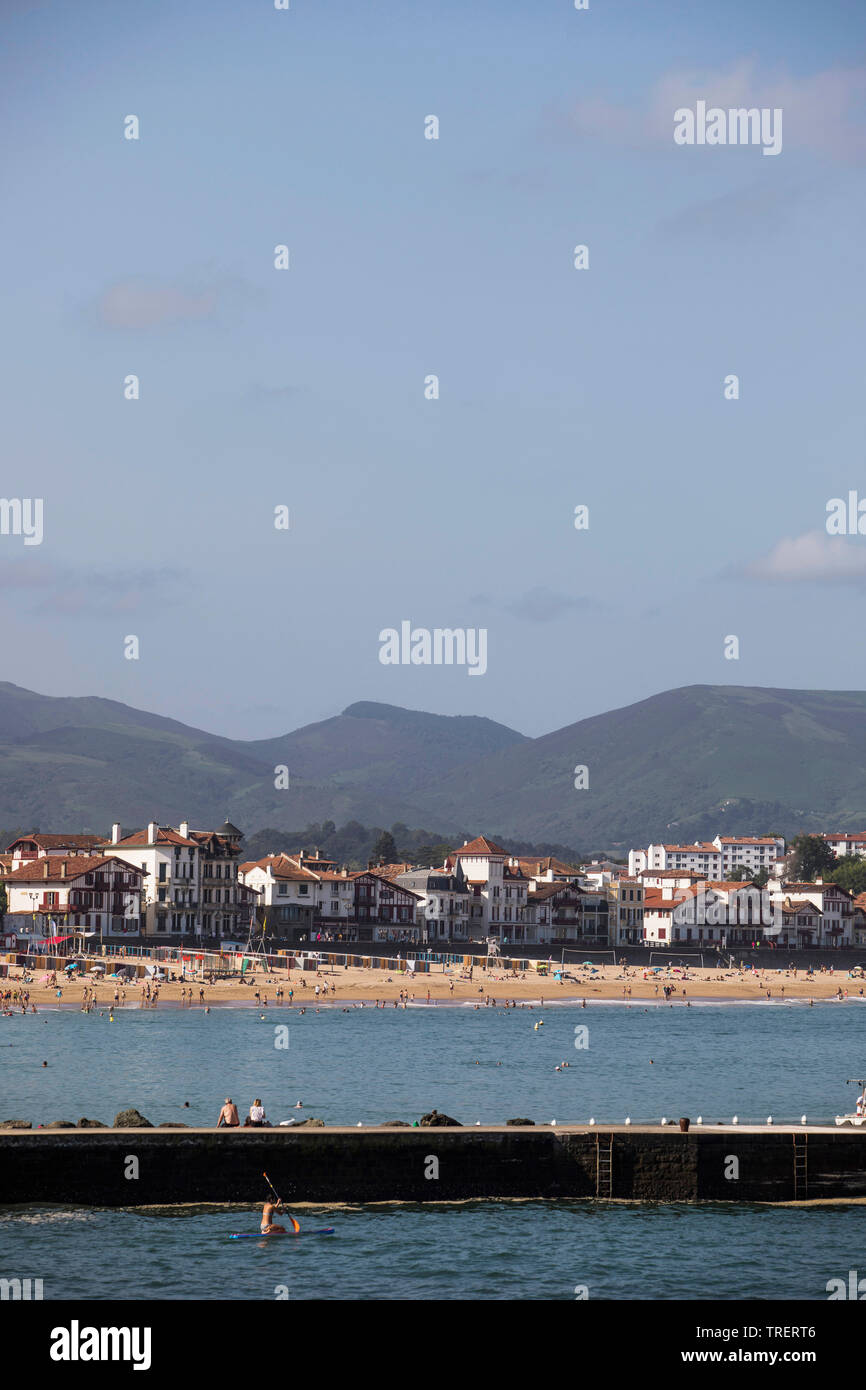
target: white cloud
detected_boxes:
[744,530,866,584]
[559,58,866,163]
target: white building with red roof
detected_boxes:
[822,832,866,859]
[768,879,854,947]
[642,880,772,949]
[8,833,109,865]
[4,854,144,940]
[238,853,320,940]
[105,819,247,940]
[629,835,784,879]
[444,836,530,945]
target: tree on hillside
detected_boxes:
[821,854,866,897]
[0,880,6,924]
[788,834,837,882]
[371,830,398,864]
[414,842,452,868]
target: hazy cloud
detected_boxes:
[654,178,814,241]
[474,586,603,623]
[98,281,219,329]
[0,559,190,615]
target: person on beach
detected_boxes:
[217,1098,240,1127]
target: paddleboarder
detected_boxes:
[261,1200,288,1234]
[261,1172,300,1234]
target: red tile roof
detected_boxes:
[4,855,143,883]
[242,854,319,882]
[453,836,507,857]
[717,837,780,845]
[114,827,198,848]
[7,833,109,852]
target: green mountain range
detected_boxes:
[1,681,865,850]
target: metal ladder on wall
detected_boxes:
[793,1133,808,1200]
[596,1133,613,1198]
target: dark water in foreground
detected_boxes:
[1,1200,864,1300]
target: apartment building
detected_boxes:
[629,835,784,880]
[396,868,471,943]
[446,837,530,941]
[238,853,319,942]
[4,854,144,939]
[768,880,855,948]
[8,833,109,864]
[609,877,644,946]
[642,881,768,949]
[526,881,611,946]
[822,832,866,859]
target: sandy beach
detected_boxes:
[3,955,864,1009]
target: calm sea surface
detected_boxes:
[2,999,865,1299]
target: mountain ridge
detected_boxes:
[0,681,864,848]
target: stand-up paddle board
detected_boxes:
[229,1227,335,1239]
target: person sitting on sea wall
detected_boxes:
[217,1098,240,1128]
[246,1098,268,1127]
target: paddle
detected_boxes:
[263,1170,300,1233]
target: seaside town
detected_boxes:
[1,823,866,957]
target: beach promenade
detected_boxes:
[2,954,862,1008]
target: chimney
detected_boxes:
[111,822,121,845]
[61,861,67,878]
[180,820,189,838]
[147,822,158,843]
[43,861,49,879]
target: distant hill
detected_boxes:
[0,683,525,832]
[1,681,865,848]
[417,685,866,848]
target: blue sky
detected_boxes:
[3,0,866,739]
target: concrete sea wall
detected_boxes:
[1,1126,865,1206]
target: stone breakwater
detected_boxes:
[1,1126,865,1205]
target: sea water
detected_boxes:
[2,1000,865,1300]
